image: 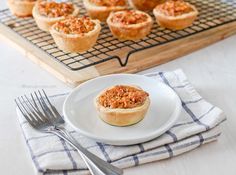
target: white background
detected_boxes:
[0,1,236,174]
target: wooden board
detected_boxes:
[1,20,236,87]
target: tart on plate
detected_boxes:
[153,0,198,30]
[33,0,79,32]
[50,16,101,53]
[7,0,36,17]
[83,0,128,22]
[128,0,165,11]
[94,85,150,126]
[107,10,153,41]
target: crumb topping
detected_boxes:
[38,1,74,18]
[89,0,126,7]
[111,10,148,25]
[54,16,95,35]
[156,0,194,16]
[98,85,149,109]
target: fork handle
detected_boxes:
[50,129,123,175]
[55,128,103,175]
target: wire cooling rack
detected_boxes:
[0,0,236,71]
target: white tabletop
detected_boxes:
[1,1,236,174]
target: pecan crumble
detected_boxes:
[111,10,148,25]
[98,85,149,109]
[156,0,194,16]
[38,1,74,18]
[54,16,95,34]
[89,0,126,7]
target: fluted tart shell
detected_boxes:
[128,0,165,11]
[7,0,36,17]
[94,86,150,126]
[32,2,79,32]
[107,10,153,41]
[153,2,198,30]
[50,18,101,53]
[83,0,128,22]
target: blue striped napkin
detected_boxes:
[17,69,226,175]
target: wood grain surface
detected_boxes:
[1,20,236,87]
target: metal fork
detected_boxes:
[15,90,123,175]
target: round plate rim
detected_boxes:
[63,74,182,145]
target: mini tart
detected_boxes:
[153,0,198,30]
[50,16,101,53]
[7,0,36,17]
[83,0,128,22]
[128,0,165,11]
[107,10,153,41]
[94,85,150,126]
[32,0,79,32]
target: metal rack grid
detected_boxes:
[0,0,236,71]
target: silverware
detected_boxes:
[15,90,123,175]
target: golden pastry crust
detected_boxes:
[128,0,165,11]
[107,10,153,41]
[7,0,36,17]
[32,1,79,32]
[83,0,128,22]
[153,0,198,30]
[94,85,150,126]
[50,17,101,53]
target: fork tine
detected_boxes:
[42,89,62,119]
[38,90,55,119]
[31,93,40,111]
[19,97,35,120]
[24,94,46,122]
[34,91,55,124]
[15,99,32,123]
[15,99,26,116]
[42,89,53,107]
[15,98,37,127]
[34,91,47,117]
[21,95,50,125]
[20,96,42,123]
[25,95,39,113]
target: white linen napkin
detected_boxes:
[17,69,226,175]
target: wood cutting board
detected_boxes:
[0,0,236,87]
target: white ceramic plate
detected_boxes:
[63,74,181,145]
